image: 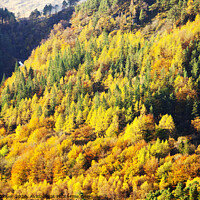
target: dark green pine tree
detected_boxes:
[20,72,26,91]
[192,100,199,118]
[98,0,110,13]
[183,68,188,78]
[102,96,108,110]
[74,76,81,101]
[49,88,56,115]
[26,74,33,97]
[183,140,190,155]
[1,73,5,86]
[37,105,43,117]
[181,0,187,23]
[85,52,93,77]
[125,56,130,78]
[14,61,19,72]
[48,57,53,74]
[54,53,60,68]
[33,75,39,94]
[74,40,82,69]
[190,54,199,78]
[159,188,172,200]
[40,74,46,91]
[92,13,99,28]
[65,96,71,115]
[174,183,185,199]
[1,94,8,108]
[114,85,122,108]
[24,66,28,77]
[67,80,72,96]
[119,47,125,74]
[134,76,140,101]
[189,183,198,200]
[59,60,65,78]
[103,29,109,49]
[149,105,154,114]
[89,0,99,10]
[146,191,160,200]
[77,94,83,111]
[178,0,183,8]
[64,48,73,70]
[28,66,34,78]
[49,69,56,86]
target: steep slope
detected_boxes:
[0,7,74,80]
[1,0,200,199]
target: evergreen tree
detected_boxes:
[14,61,19,72]
[103,29,109,49]
[1,73,5,86]
[99,0,110,13]
[192,100,199,118]
[189,183,198,200]
[173,183,184,199]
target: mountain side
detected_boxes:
[1,0,200,199]
[0,7,74,80]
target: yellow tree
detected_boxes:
[55,114,65,132]
[53,157,66,183]
[106,114,119,137]
[98,175,110,198]
[186,0,194,15]
[64,113,75,132]
[124,114,155,143]
[11,159,28,189]
[158,114,175,133]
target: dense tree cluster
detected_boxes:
[1,0,200,199]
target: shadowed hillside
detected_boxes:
[0,7,74,80]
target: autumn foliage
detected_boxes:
[1,0,200,199]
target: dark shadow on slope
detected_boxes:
[0,7,75,80]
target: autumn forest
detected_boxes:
[1,0,200,199]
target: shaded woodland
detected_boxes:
[0,7,74,80]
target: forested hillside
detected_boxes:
[1,0,200,199]
[0,7,74,80]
